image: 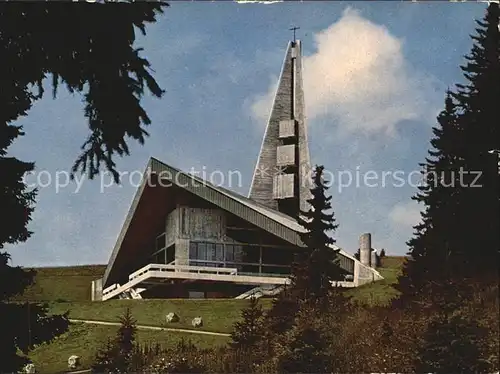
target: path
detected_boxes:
[69,319,231,337]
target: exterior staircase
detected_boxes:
[235,284,284,299]
[117,287,146,299]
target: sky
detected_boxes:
[7,1,487,267]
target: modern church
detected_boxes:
[91,39,383,301]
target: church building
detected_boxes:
[91,39,383,301]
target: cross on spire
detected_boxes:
[289,26,300,42]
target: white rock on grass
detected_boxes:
[23,363,36,374]
[191,317,203,328]
[165,312,179,323]
[68,355,80,370]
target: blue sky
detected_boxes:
[7,2,486,266]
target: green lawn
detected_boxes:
[17,257,405,372]
[48,298,273,334]
[28,323,229,374]
[345,256,406,306]
[13,265,105,302]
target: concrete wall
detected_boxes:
[165,208,178,248]
[175,238,190,266]
[353,261,383,286]
[91,278,103,301]
[178,206,226,240]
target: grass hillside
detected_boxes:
[28,324,229,374]
[13,265,105,302]
[17,257,405,372]
[345,256,406,306]
[49,299,273,334]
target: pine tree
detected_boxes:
[295,165,344,304]
[91,308,137,373]
[277,307,331,374]
[0,122,69,372]
[415,313,489,374]
[399,92,465,297]
[1,4,165,372]
[450,2,500,278]
[400,4,500,299]
[92,338,117,373]
[114,307,137,371]
[230,296,264,349]
[0,2,166,182]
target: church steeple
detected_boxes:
[249,39,312,218]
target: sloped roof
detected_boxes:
[150,158,356,259]
[103,157,357,286]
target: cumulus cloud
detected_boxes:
[389,201,421,229]
[250,7,439,136]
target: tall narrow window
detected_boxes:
[189,242,197,259]
[207,243,216,261]
[198,243,207,261]
[156,233,166,252]
[216,244,224,262]
[225,244,234,262]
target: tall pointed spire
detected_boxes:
[249,40,312,218]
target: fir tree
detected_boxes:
[260,288,300,354]
[0,4,165,372]
[91,308,138,373]
[399,3,499,298]
[415,313,489,374]
[451,2,500,278]
[295,165,344,304]
[0,122,69,372]
[399,92,464,296]
[0,2,167,182]
[92,338,117,373]
[277,307,331,374]
[114,307,137,371]
[230,296,264,349]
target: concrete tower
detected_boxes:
[249,40,312,218]
[359,233,372,267]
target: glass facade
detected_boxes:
[188,240,293,275]
[189,241,237,267]
[150,232,174,265]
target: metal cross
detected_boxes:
[289,26,300,42]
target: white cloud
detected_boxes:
[250,7,439,136]
[389,201,421,229]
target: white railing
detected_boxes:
[102,283,119,298]
[129,263,238,282]
[103,263,292,301]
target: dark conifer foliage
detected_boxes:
[0,3,166,372]
[0,117,69,371]
[295,165,344,304]
[415,313,488,374]
[277,316,331,374]
[92,307,138,373]
[399,3,500,298]
[451,2,500,277]
[0,1,167,182]
[230,296,265,349]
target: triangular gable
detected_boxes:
[103,157,358,286]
